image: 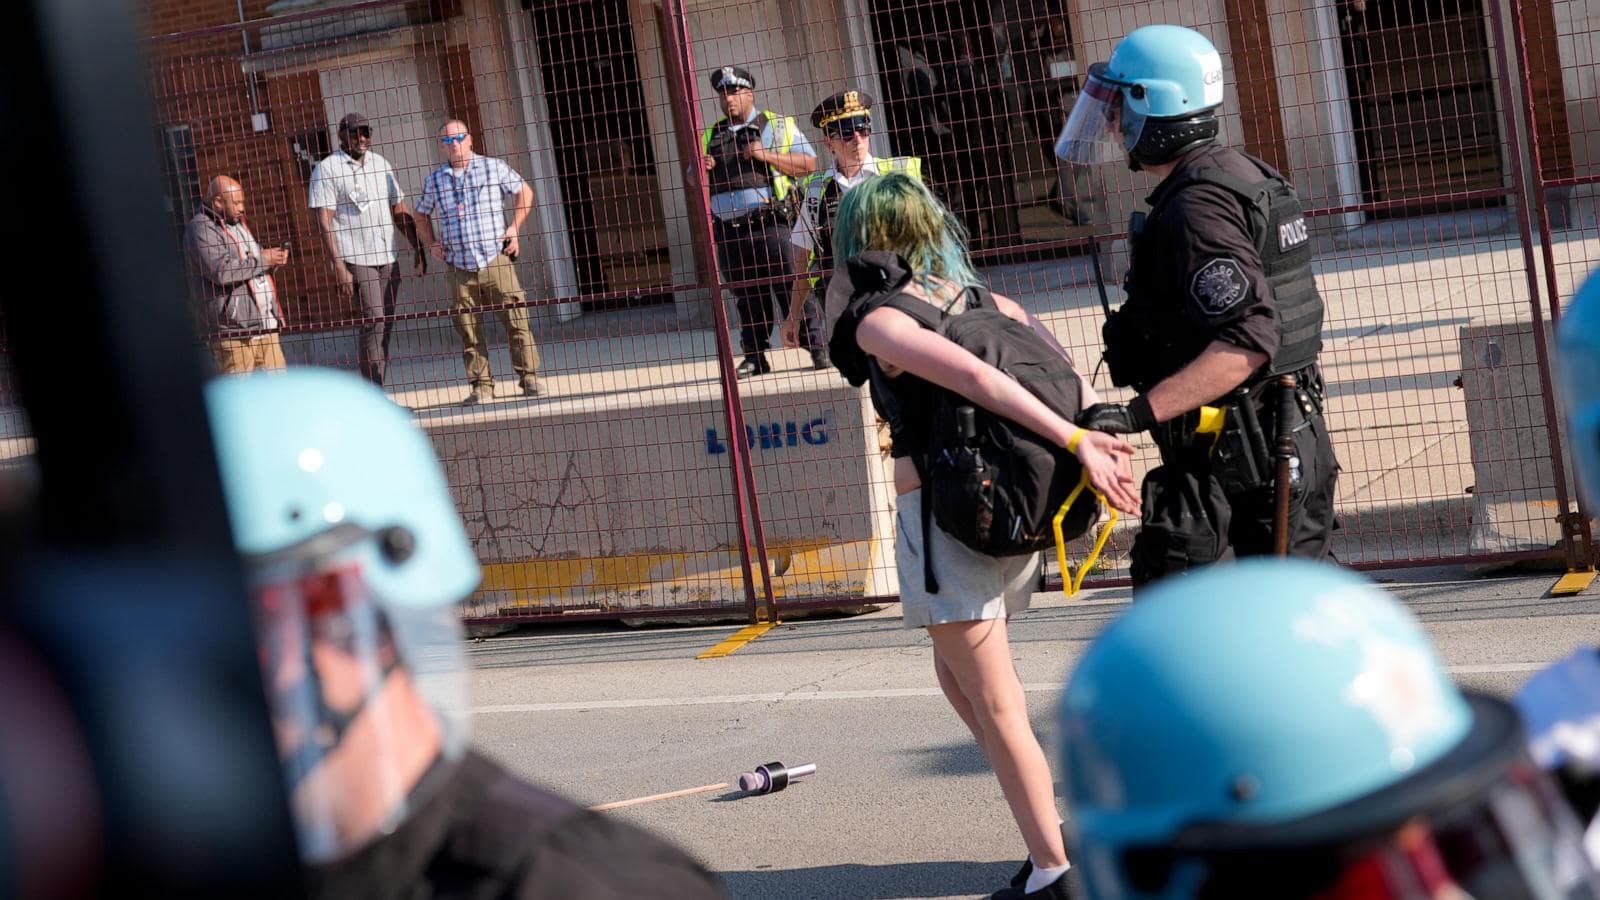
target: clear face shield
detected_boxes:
[1056,64,1146,165]
[247,523,470,864]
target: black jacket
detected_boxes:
[304,751,728,900]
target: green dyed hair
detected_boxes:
[830,172,980,297]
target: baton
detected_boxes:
[1272,374,1299,556]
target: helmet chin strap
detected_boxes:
[1128,111,1220,171]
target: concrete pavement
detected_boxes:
[467,566,1600,899]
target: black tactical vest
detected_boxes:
[705,111,775,196]
[1185,160,1324,377]
[1114,151,1323,388]
[812,177,845,274]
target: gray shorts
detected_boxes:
[895,488,1041,629]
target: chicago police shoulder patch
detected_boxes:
[1190,257,1249,316]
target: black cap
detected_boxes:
[710,66,755,92]
[812,90,873,130]
[338,112,370,133]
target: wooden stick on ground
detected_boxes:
[588,782,731,812]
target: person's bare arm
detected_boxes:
[751,146,818,178]
[781,244,815,349]
[508,183,535,232]
[316,207,354,297]
[415,212,446,261]
[392,201,426,272]
[502,182,535,259]
[1146,342,1268,422]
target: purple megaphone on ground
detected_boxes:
[737,761,816,794]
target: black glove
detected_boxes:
[1077,395,1157,434]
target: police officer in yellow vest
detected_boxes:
[781,91,922,355]
[701,65,819,378]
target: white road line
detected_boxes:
[472,662,1549,714]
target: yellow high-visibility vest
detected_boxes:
[700,110,801,200]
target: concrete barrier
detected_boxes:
[416,371,899,618]
[1458,321,1575,554]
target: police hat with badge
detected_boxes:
[709,65,755,93]
[812,90,873,137]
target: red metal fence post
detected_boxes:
[1505,0,1598,576]
[1492,0,1596,580]
[659,0,778,623]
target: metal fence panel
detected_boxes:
[7,0,1584,621]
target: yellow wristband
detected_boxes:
[1067,429,1084,454]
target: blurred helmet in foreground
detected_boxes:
[1059,558,1600,899]
[207,368,480,863]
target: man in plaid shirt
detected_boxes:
[415,120,542,405]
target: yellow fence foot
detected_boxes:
[697,622,776,659]
[1552,569,1597,596]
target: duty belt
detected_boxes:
[1153,366,1323,455]
[714,205,787,231]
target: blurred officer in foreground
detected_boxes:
[1530,263,1600,858]
[1059,558,1600,899]
[1057,25,1338,587]
[207,368,726,899]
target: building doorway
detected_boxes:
[1339,0,1504,216]
[867,0,1089,253]
[527,0,673,310]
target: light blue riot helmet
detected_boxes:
[206,368,481,864]
[1060,559,1600,899]
[1557,265,1600,515]
[1057,25,1224,171]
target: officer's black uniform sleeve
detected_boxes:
[515,809,729,899]
[1164,184,1280,360]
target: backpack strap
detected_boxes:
[963,284,998,312]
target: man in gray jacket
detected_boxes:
[185,175,291,373]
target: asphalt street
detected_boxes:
[466,565,1600,900]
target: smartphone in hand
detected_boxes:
[501,238,517,262]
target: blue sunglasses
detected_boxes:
[439,134,469,146]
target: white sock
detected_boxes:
[1025,858,1071,894]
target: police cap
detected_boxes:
[812,90,873,131]
[710,66,755,92]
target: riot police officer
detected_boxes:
[1059,558,1600,898]
[701,65,818,378]
[780,90,922,353]
[207,368,727,899]
[1056,24,1339,586]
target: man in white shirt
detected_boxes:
[308,112,425,387]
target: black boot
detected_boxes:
[735,354,771,379]
[810,349,830,371]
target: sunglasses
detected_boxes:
[826,123,872,140]
[343,126,372,139]
[439,133,469,146]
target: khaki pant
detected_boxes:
[212,334,287,374]
[448,255,539,388]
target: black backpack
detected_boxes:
[832,253,1100,594]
